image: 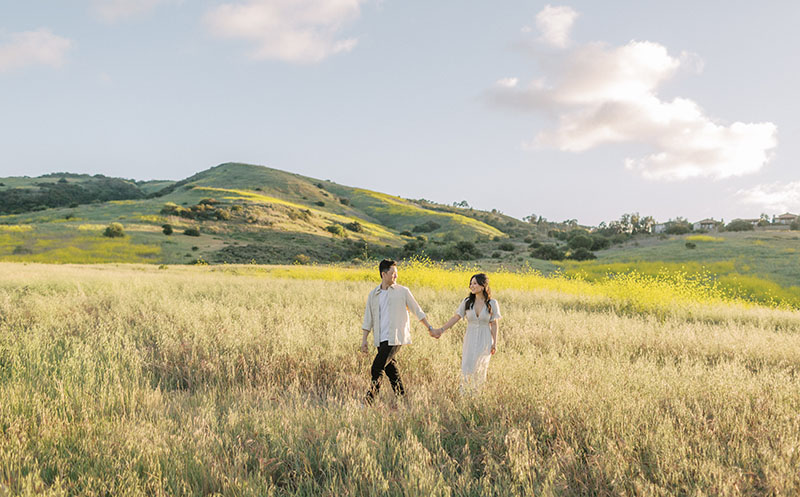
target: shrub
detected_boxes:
[199,198,218,205]
[442,241,481,260]
[567,234,593,250]
[315,201,325,207]
[493,235,501,242]
[339,198,350,205]
[685,242,697,249]
[400,230,413,237]
[293,254,310,265]
[567,248,596,261]
[665,223,692,235]
[791,219,800,231]
[344,221,363,233]
[530,244,564,260]
[416,235,427,243]
[723,219,755,232]
[162,224,173,235]
[529,241,542,249]
[498,242,515,252]
[590,235,611,251]
[491,252,501,258]
[326,224,345,236]
[412,221,441,233]
[184,228,200,237]
[103,222,125,238]
[523,236,533,243]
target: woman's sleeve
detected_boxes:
[490,300,502,322]
[456,298,466,318]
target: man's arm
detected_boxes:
[361,293,373,353]
[405,288,435,334]
[361,329,371,353]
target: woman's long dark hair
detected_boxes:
[465,273,492,315]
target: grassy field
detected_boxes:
[2,262,800,496]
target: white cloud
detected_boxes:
[490,6,778,181]
[535,5,578,48]
[205,0,366,63]
[0,28,73,72]
[91,0,175,22]
[737,182,800,212]
[496,77,518,88]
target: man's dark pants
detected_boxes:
[365,340,404,404]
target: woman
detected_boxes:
[434,273,501,392]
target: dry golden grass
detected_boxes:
[1,262,799,496]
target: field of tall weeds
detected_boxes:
[1,262,799,496]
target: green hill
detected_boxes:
[0,163,541,266]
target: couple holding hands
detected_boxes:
[360,259,501,404]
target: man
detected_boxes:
[361,259,435,405]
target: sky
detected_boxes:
[1,0,799,226]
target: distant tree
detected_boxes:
[791,219,800,231]
[758,213,771,227]
[162,224,173,235]
[498,242,515,251]
[530,244,565,261]
[344,221,363,232]
[685,242,697,249]
[453,200,470,208]
[184,227,200,236]
[665,217,692,235]
[724,219,754,232]
[567,234,593,250]
[326,224,346,236]
[103,222,125,238]
[412,221,441,233]
[566,247,596,261]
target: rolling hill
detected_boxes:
[0,163,541,266]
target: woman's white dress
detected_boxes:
[456,298,501,391]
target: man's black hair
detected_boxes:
[379,259,396,276]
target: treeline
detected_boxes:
[0,176,146,214]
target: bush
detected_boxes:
[590,235,611,251]
[498,242,515,252]
[103,222,125,238]
[529,241,542,249]
[523,236,533,243]
[412,221,441,233]
[326,224,346,236]
[416,235,427,243]
[724,219,755,232]
[184,228,200,237]
[315,201,325,207]
[791,219,800,231]
[530,244,565,261]
[493,235,501,242]
[339,198,350,205]
[443,241,481,260]
[344,221,363,233]
[491,252,501,258]
[400,230,413,237]
[293,254,310,264]
[567,234,593,250]
[665,223,692,235]
[162,224,173,235]
[685,242,696,249]
[567,248,596,261]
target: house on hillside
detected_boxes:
[773,212,798,225]
[692,218,719,231]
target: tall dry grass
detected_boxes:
[1,262,800,496]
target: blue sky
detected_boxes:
[1,1,798,226]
